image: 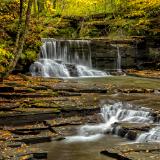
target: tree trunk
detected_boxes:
[52,0,56,9]
[0,0,33,80]
[33,0,37,15]
[37,0,45,13]
[14,0,24,54]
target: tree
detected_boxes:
[37,0,45,13]
[0,0,33,81]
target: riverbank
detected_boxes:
[0,73,160,159]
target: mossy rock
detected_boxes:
[80,26,100,38]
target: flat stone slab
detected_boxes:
[0,93,57,99]
[0,86,14,92]
[0,103,18,111]
[15,136,53,144]
[45,83,108,93]
[101,143,160,160]
[0,111,59,125]
[0,106,100,126]
[0,74,160,159]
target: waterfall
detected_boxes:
[116,46,122,73]
[136,127,160,143]
[64,102,160,143]
[65,102,158,143]
[30,38,107,78]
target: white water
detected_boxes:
[77,65,107,77]
[136,127,160,143]
[65,102,160,143]
[30,38,108,78]
[116,46,122,73]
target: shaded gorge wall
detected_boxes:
[90,38,160,71]
[90,40,138,71]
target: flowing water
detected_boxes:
[41,135,126,160]
[65,102,156,143]
[30,39,108,78]
[74,102,160,143]
[116,46,122,73]
[40,102,160,160]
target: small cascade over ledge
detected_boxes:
[30,38,108,78]
[66,102,154,142]
[65,102,160,143]
[116,46,122,73]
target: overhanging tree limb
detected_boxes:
[0,0,33,80]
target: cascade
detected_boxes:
[30,38,108,78]
[65,102,160,143]
[116,46,122,73]
[136,127,160,143]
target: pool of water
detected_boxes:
[39,135,127,160]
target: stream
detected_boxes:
[40,135,126,160]
[38,102,160,160]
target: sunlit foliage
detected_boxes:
[0,0,159,71]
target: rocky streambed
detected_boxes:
[0,74,160,159]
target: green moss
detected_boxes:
[0,45,14,72]
[26,88,36,93]
[0,0,160,72]
[80,25,100,38]
[40,27,58,37]
[21,50,37,62]
[57,27,76,38]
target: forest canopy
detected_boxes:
[0,0,160,74]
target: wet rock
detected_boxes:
[4,82,25,87]
[44,120,82,128]
[0,86,14,93]
[110,71,126,76]
[58,91,81,96]
[117,88,155,93]
[11,130,41,135]
[14,88,35,93]
[0,93,57,99]
[78,88,107,93]
[54,136,66,141]
[50,87,75,92]
[0,111,60,125]
[66,64,78,77]
[0,74,160,159]
[15,136,52,144]
[122,88,145,93]
[144,89,154,93]
[0,104,18,111]
[119,123,152,132]
[50,86,107,93]
[0,155,3,160]
[43,121,57,133]
[102,143,160,160]
[31,86,48,91]
[100,150,131,160]
[9,126,51,133]
[111,123,156,140]
[125,130,137,140]
[13,154,33,160]
[0,107,100,126]
[33,152,48,159]
[7,142,23,148]
[116,127,128,137]
[60,107,100,117]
